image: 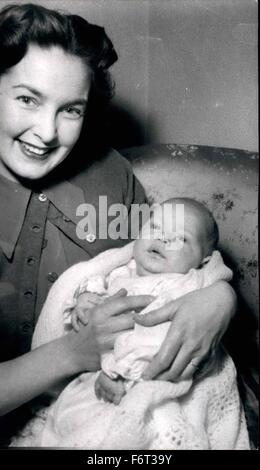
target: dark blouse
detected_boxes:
[0,149,147,363]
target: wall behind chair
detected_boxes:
[1,0,257,151]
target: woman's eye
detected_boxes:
[63,106,85,119]
[17,95,38,107]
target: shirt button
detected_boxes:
[20,322,32,333]
[23,290,33,298]
[47,272,59,283]
[38,193,48,202]
[31,225,41,233]
[86,233,96,243]
[26,257,36,266]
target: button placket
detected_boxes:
[17,192,49,354]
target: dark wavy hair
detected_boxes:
[0,3,118,172]
[0,3,118,96]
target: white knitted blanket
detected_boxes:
[11,245,249,449]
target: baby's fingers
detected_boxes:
[76,308,89,326]
[71,311,80,332]
[113,385,126,405]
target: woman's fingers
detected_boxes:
[178,361,201,381]
[155,348,200,382]
[143,340,205,382]
[142,332,183,380]
[105,294,154,317]
[109,288,128,298]
[134,297,180,327]
[179,348,216,381]
[102,294,155,335]
[109,313,135,332]
[85,293,154,355]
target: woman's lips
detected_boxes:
[17,139,56,160]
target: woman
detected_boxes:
[0,3,236,445]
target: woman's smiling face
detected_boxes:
[0,44,91,182]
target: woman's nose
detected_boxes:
[32,109,58,145]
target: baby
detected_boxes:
[13,198,249,449]
[70,197,220,404]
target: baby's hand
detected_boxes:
[95,371,126,405]
[71,292,104,332]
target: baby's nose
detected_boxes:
[154,236,168,246]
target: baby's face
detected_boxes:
[133,204,206,276]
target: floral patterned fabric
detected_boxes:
[122,143,258,447]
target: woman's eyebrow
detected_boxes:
[13,84,43,98]
[12,84,88,106]
[65,98,88,107]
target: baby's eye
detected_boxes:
[176,234,186,242]
[63,106,85,119]
[17,95,38,108]
[150,223,163,238]
[151,221,161,230]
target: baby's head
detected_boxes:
[133,197,219,276]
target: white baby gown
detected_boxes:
[11,244,250,449]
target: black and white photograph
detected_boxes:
[0,0,258,456]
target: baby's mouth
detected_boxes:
[18,139,56,159]
[148,248,165,260]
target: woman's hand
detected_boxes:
[0,289,153,416]
[134,281,237,382]
[66,289,154,373]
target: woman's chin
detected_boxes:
[9,161,56,181]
